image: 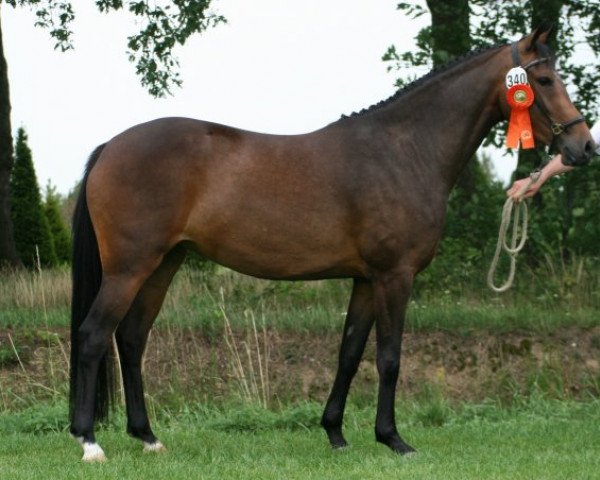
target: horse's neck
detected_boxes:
[370,47,506,190]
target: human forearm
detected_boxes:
[506,154,573,201]
[538,154,574,183]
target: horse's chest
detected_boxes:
[357,206,444,272]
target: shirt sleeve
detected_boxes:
[591,121,600,155]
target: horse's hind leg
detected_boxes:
[321,278,374,448]
[115,245,186,453]
[71,270,155,462]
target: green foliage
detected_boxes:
[382,28,433,89]
[4,0,226,97]
[9,128,57,268]
[43,182,71,264]
[117,1,226,97]
[3,0,75,52]
[0,402,67,434]
[515,162,600,262]
[427,0,470,67]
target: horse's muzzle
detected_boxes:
[561,139,596,167]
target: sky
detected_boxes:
[2,0,519,195]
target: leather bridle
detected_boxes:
[510,42,585,146]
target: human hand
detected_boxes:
[506,177,541,202]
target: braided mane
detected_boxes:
[342,43,506,119]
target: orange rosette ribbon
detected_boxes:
[506,83,535,149]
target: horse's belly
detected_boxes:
[183,208,361,279]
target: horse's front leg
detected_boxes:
[321,278,374,448]
[373,269,415,454]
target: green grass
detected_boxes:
[1,266,600,333]
[1,400,599,479]
[2,265,599,478]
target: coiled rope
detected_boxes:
[487,170,541,293]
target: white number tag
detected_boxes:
[505,67,528,89]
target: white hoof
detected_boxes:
[73,436,107,462]
[143,441,167,453]
[81,442,107,463]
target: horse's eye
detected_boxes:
[537,76,553,86]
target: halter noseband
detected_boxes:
[510,42,585,141]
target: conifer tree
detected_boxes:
[44,181,71,264]
[10,128,57,267]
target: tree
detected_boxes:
[10,128,57,267]
[44,181,71,264]
[0,1,225,266]
[427,0,470,67]
[0,14,20,267]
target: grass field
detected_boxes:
[1,400,599,479]
[2,265,600,333]
[1,266,599,477]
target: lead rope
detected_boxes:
[487,170,542,293]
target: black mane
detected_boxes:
[341,42,506,119]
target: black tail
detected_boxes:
[69,143,116,423]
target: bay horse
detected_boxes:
[69,26,594,462]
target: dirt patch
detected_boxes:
[1,327,599,409]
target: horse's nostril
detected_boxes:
[585,140,595,157]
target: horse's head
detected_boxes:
[499,25,595,166]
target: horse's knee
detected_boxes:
[339,350,362,377]
[376,354,400,383]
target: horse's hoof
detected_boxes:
[81,443,107,463]
[331,440,349,450]
[391,442,416,456]
[394,445,417,456]
[143,441,167,453]
[324,424,349,450]
[376,431,416,455]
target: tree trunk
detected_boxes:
[427,0,470,68]
[0,10,22,268]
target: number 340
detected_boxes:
[506,72,528,88]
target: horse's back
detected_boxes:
[86,117,365,279]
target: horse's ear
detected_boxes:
[526,22,554,51]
